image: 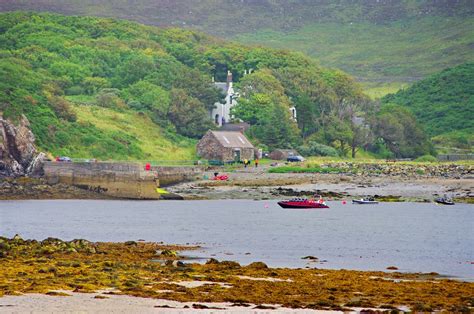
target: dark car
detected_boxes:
[287,155,305,162]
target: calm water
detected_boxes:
[1,200,473,280]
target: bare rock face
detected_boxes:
[0,114,45,177]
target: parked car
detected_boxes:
[287,155,305,162]
[56,156,72,162]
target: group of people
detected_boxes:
[243,158,259,168]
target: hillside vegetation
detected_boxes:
[382,63,474,151]
[0,11,370,160]
[1,0,473,95]
[0,12,434,160]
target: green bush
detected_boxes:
[298,141,339,157]
[414,155,438,162]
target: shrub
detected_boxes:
[65,85,85,96]
[414,155,438,162]
[298,141,338,157]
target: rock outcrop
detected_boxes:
[0,114,45,177]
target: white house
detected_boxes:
[211,71,239,127]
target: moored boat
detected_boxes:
[278,198,329,209]
[435,197,455,205]
[352,198,378,204]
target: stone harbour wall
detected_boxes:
[43,162,159,199]
[152,166,203,187]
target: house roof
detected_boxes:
[220,122,251,132]
[210,131,254,148]
[214,82,228,94]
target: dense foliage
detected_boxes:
[382,63,474,151]
[0,12,432,159]
[2,0,472,94]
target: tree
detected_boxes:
[113,54,156,87]
[323,115,353,156]
[374,104,431,158]
[168,88,214,138]
[232,69,300,149]
[258,103,301,150]
[122,80,170,118]
[82,77,110,95]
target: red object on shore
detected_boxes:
[278,199,329,209]
[145,163,151,171]
[213,175,229,181]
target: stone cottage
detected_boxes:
[197,130,254,162]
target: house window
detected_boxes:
[215,114,219,124]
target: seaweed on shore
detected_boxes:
[0,235,473,311]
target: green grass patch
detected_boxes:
[268,166,342,174]
[71,104,197,161]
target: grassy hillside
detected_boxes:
[1,0,472,95]
[1,12,372,159]
[236,17,474,94]
[382,63,474,151]
[67,101,196,160]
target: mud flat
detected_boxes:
[169,170,474,203]
[0,236,473,312]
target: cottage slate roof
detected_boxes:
[214,82,228,94]
[210,131,254,148]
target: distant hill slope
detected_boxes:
[1,0,473,94]
[0,12,364,159]
[382,63,474,149]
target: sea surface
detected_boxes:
[1,200,473,280]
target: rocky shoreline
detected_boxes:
[169,167,474,203]
[1,235,473,312]
[0,177,116,200]
[1,160,473,202]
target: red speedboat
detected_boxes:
[278,198,329,209]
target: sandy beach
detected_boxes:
[0,293,344,313]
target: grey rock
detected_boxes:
[0,115,45,177]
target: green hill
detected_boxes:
[382,63,474,151]
[1,12,370,160]
[1,0,472,96]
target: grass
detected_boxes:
[72,104,197,161]
[268,166,342,174]
[235,17,474,94]
[361,82,410,100]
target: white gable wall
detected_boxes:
[210,82,237,126]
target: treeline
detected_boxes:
[0,12,431,159]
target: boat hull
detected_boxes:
[278,201,329,209]
[435,199,455,205]
[352,199,378,204]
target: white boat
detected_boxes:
[352,198,378,204]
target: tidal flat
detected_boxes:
[0,236,473,312]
